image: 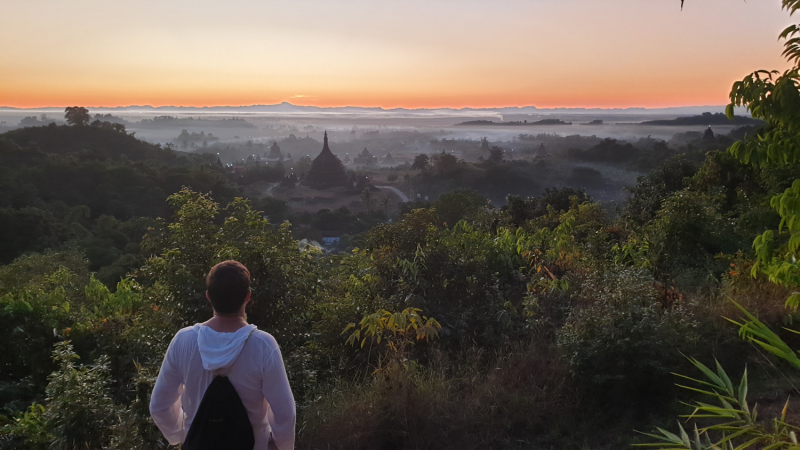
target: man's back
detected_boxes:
[150,324,296,450]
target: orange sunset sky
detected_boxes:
[0,0,795,109]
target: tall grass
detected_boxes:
[297,342,575,450]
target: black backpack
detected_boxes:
[184,331,255,450]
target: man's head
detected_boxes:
[205,260,251,314]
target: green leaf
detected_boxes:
[675,384,738,404]
[677,421,691,448]
[655,427,687,445]
[726,103,735,120]
[688,357,727,389]
[737,368,748,414]
[715,360,734,395]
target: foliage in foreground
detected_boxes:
[642,1,800,447]
[641,304,800,449]
[8,5,800,444]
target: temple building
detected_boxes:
[354,147,378,166]
[264,141,283,164]
[383,152,395,165]
[300,131,350,189]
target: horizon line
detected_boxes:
[0,101,731,112]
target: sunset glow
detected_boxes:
[0,0,793,109]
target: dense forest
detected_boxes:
[6,3,800,449]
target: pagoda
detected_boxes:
[265,141,283,164]
[703,126,715,141]
[354,147,378,166]
[300,131,350,189]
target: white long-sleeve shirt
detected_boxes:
[150,324,296,450]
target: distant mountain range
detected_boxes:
[456,119,573,126]
[0,102,733,117]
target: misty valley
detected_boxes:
[0,106,754,262]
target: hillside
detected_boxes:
[639,112,763,126]
[0,125,240,278]
[2,124,187,162]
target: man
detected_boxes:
[150,260,296,449]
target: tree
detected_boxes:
[569,166,604,188]
[139,188,317,347]
[431,153,459,176]
[724,0,800,307]
[434,189,485,227]
[64,107,90,127]
[623,156,697,225]
[488,146,504,163]
[361,188,374,216]
[412,154,429,170]
[294,155,313,179]
[505,188,591,227]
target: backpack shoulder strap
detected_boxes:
[214,328,256,377]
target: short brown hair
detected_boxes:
[206,260,251,314]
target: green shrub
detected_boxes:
[648,191,735,280]
[107,362,169,450]
[0,403,49,450]
[557,267,699,412]
[0,251,91,410]
[44,341,117,449]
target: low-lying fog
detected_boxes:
[0,107,743,161]
[0,106,755,206]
